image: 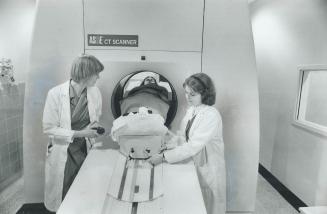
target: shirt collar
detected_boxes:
[69,79,87,98]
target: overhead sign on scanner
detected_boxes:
[88,34,138,47]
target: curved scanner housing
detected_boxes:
[26,0,259,211]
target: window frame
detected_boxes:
[293,65,327,136]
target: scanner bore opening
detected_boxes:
[111,70,178,127]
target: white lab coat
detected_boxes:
[164,105,226,214]
[42,81,102,212]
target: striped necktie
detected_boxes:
[185,115,196,142]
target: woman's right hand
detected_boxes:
[164,130,175,142]
[73,129,100,138]
[165,136,179,149]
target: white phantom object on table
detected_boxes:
[111,107,168,160]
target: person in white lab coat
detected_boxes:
[42,54,104,212]
[148,73,226,214]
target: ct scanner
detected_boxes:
[23,0,260,213]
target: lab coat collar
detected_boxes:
[69,81,75,99]
[191,104,207,117]
[59,81,71,130]
[61,81,70,97]
[60,80,97,124]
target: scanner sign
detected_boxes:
[88,34,138,47]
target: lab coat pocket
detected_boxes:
[197,164,215,189]
[44,143,68,211]
[45,141,56,169]
[47,143,54,157]
[46,137,56,157]
[195,147,216,188]
[47,145,53,157]
[46,143,68,167]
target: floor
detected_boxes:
[255,175,299,214]
[0,177,23,214]
[0,174,299,214]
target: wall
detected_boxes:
[250,0,327,206]
[0,0,35,83]
[0,0,35,192]
[0,83,25,192]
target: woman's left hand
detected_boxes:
[147,153,164,166]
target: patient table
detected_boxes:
[57,149,207,214]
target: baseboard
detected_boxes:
[16,203,55,214]
[258,163,307,212]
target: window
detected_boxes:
[294,65,327,135]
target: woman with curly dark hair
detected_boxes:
[148,73,226,214]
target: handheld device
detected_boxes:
[91,127,105,135]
